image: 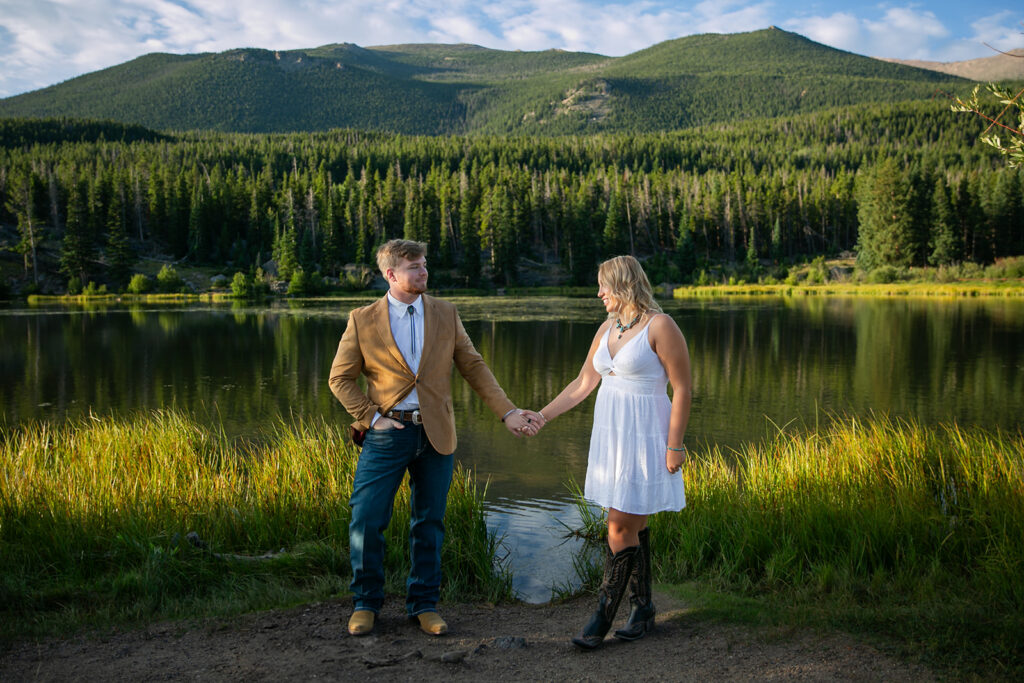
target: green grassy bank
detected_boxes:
[0,412,512,642]
[576,417,1024,678]
[25,292,238,304]
[4,413,1021,677]
[675,280,1024,298]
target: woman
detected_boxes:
[532,255,691,650]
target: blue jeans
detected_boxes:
[348,423,454,616]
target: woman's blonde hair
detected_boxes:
[597,255,662,322]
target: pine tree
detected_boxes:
[770,216,783,262]
[272,218,300,281]
[928,176,959,266]
[676,217,697,283]
[105,185,134,287]
[6,172,42,285]
[603,188,629,256]
[457,170,480,284]
[745,222,759,274]
[855,158,917,270]
[59,179,95,287]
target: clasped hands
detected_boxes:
[503,409,547,437]
[370,409,546,437]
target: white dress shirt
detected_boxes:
[384,292,423,412]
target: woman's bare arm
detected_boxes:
[650,313,692,472]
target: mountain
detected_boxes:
[878,49,1024,82]
[0,28,971,135]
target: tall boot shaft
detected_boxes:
[572,544,638,650]
[615,526,656,641]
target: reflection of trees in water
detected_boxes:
[2,299,1022,454]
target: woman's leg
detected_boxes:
[615,526,656,641]
[606,509,647,553]
[571,508,645,650]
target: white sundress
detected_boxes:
[585,317,687,515]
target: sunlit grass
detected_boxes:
[27,292,236,304]
[572,416,1024,677]
[676,281,1024,298]
[0,411,512,640]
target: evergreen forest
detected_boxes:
[1,97,1022,295]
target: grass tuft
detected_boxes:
[0,411,513,640]
[571,416,1024,678]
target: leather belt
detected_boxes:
[385,409,423,425]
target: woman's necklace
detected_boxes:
[614,312,643,340]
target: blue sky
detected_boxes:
[0,1,1021,97]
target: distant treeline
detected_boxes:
[0,118,170,147]
[1,101,1022,291]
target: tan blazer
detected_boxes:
[329,294,516,455]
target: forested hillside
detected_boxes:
[0,29,970,135]
[2,98,1021,295]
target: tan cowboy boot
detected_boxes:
[415,611,448,636]
[347,609,375,636]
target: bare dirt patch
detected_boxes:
[0,590,934,681]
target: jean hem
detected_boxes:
[407,606,438,617]
[352,603,382,614]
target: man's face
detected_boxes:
[387,255,428,296]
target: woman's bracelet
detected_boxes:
[667,445,686,452]
[538,411,547,422]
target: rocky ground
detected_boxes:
[0,590,935,682]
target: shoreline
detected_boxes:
[0,590,939,681]
[14,278,1024,306]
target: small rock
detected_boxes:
[440,650,469,664]
[493,636,528,649]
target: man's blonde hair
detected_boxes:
[376,239,427,276]
[597,255,662,322]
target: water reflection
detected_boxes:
[486,497,592,602]
[2,296,1023,602]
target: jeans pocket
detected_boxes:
[364,425,398,447]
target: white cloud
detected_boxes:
[861,7,948,58]
[968,11,1024,53]
[786,12,862,52]
[785,5,1022,61]
[429,15,503,46]
[692,0,773,35]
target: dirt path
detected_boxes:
[1,591,934,681]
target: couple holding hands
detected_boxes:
[329,239,692,650]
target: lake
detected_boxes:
[2,295,1023,601]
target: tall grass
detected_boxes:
[571,417,1023,676]
[0,411,512,639]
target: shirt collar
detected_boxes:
[387,292,423,315]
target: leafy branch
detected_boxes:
[951,47,1024,167]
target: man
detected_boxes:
[329,239,536,638]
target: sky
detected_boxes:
[0,1,1022,98]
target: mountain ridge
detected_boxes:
[0,28,978,135]
[879,49,1024,82]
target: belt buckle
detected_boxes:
[411,409,422,425]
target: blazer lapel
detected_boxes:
[418,295,439,373]
[373,296,413,374]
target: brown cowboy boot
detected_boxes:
[571,544,638,650]
[614,527,656,641]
